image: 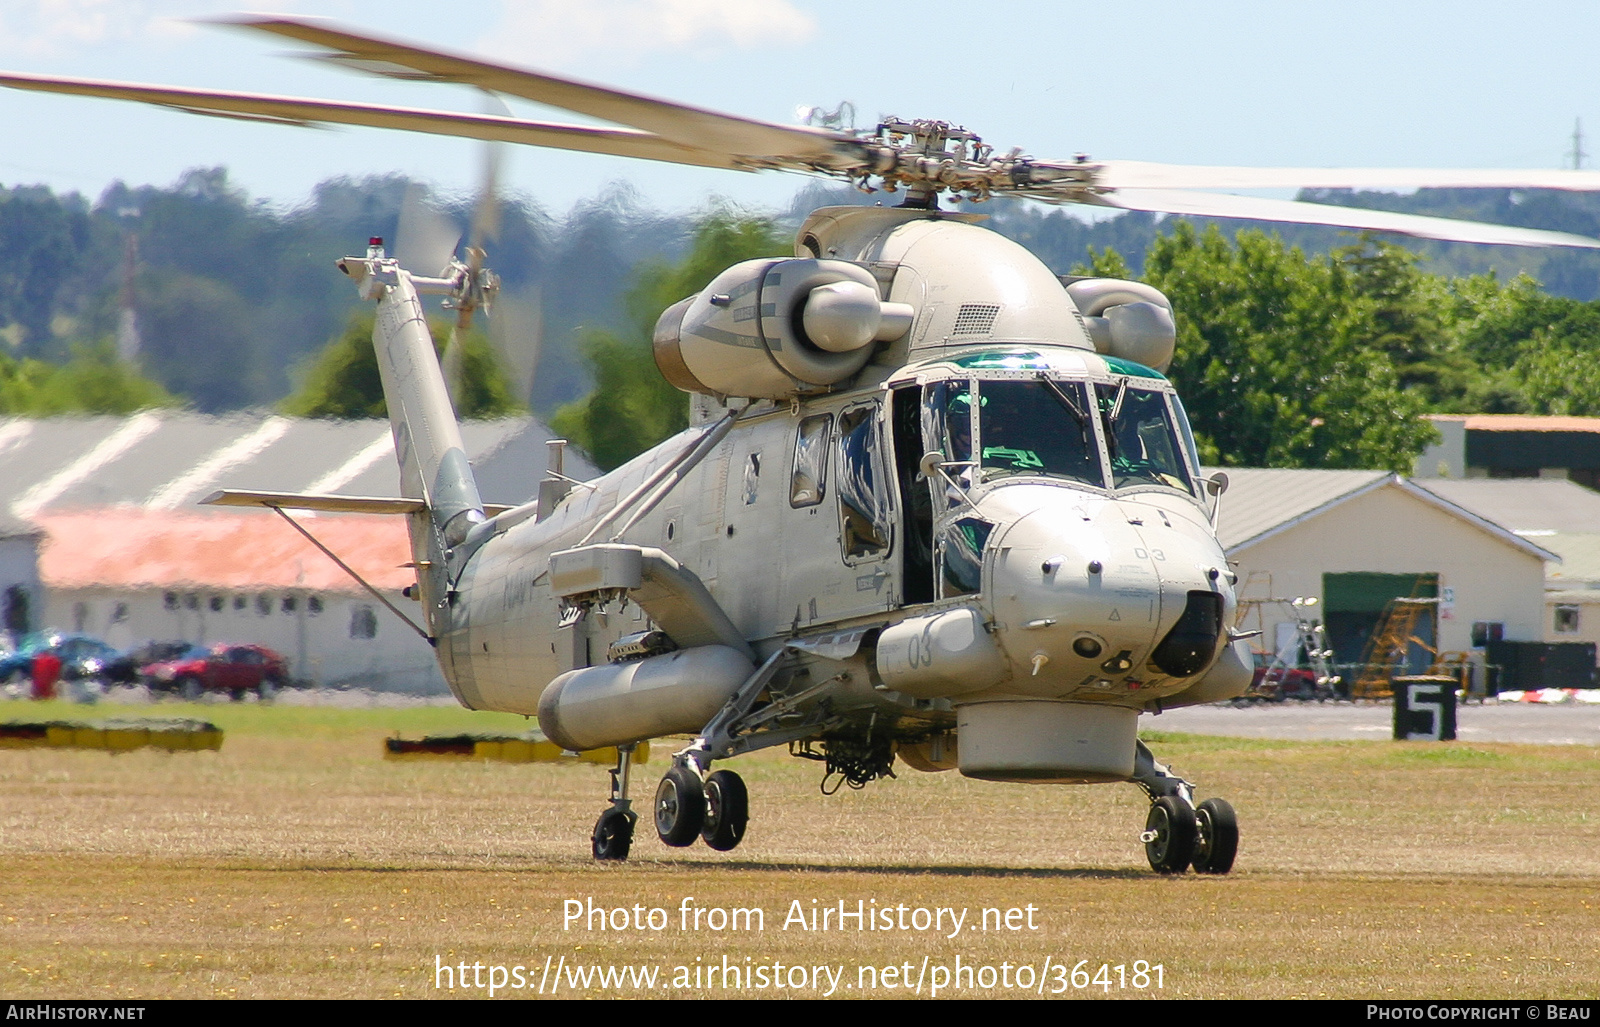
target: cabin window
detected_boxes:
[790,414,832,507]
[975,378,1102,487]
[836,404,892,562]
[1095,382,1195,494]
[1555,604,1581,634]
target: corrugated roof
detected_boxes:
[34,509,412,591]
[1411,478,1600,535]
[1208,468,1557,562]
[1535,533,1600,586]
[0,413,597,518]
[1206,468,1390,551]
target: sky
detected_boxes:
[3,0,1600,220]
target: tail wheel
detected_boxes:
[701,770,748,852]
[1144,796,1198,874]
[1192,798,1239,875]
[592,808,636,861]
[654,765,705,847]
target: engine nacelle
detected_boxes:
[1063,277,1177,373]
[654,258,913,399]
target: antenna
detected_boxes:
[1568,117,1587,171]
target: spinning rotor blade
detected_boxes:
[1092,160,1600,193]
[0,72,739,169]
[1079,187,1600,249]
[226,16,869,173]
[395,182,461,277]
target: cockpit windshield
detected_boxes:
[922,372,1199,497]
[1095,382,1196,494]
[976,379,1102,486]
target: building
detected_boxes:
[1409,478,1600,659]
[1,412,596,691]
[1214,469,1555,680]
[1414,414,1600,489]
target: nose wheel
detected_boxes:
[1133,739,1239,875]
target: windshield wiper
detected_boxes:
[1038,375,1089,444]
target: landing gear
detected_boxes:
[701,770,748,851]
[1143,796,1197,874]
[1192,797,1238,875]
[653,763,706,847]
[1132,739,1238,875]
[592,807,635,860]
[591,743,639,861]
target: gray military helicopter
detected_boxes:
[10,17,1600,873]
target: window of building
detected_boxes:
[1554,605,1581,634]
[349,605,378,640]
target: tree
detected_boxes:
[552,210,788,470]
[1138,224,1436,472]
[283,310,524,419]
[0,339,177,414]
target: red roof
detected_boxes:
[1428,413,1600,433]
[35,509,414,591]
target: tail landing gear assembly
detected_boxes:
[1134,740,1239,875]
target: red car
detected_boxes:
[142,643,288,701]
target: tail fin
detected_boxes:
[338,241,486,547]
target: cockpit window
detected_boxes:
[1095,383,1195,494]
[976,379,1104,487]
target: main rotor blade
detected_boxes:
[1094,160,1600,193]
[0,72,740,169]
[1081,187,1600,249]
[226,15,869,172]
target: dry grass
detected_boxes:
[1,701,1596,999]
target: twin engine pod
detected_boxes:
[537,645,753,753]
[653,258,914,399]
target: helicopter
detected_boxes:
[9,16,1600,873]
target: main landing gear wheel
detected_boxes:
[1143,796,1198,875]
[1191,798,1238,875]
[654,764,706,847]
[701,770,748,852]
[592,808,636,861]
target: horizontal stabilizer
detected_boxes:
[203,489,517,516]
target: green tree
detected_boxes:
[0,339,178,414]
[1139,224,1436,471]
[552,210,787,470]
[283,310,524,419]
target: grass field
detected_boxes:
[1,698,1596,1000]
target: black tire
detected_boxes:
[1144,796,1198,874]
[592,808,636,861]
[1192,798,1239,875]
[654,765,706,847]
[701,770,749,852]
[178,676,202,703]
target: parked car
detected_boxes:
[142,643,289,701]
[0,632,119,683]
[104,640,208,686]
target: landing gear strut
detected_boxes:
[1132,740,1239,875]
[591,743,638,860]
